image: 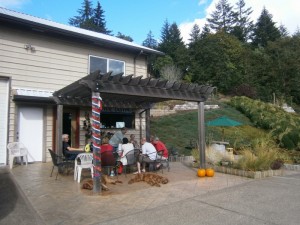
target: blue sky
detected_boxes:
[1,0,300,45]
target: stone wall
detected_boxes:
[150,109,176,117]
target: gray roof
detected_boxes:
[0,7,164,55]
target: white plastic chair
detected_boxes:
[7,142,28,169]
[74,153,94,183]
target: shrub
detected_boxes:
[270,159,284,170]
[233,137,285,171]
[229,96,300,150]
[281,134,296,150]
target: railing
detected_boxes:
[169,155,194,162]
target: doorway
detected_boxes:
[18,106,43,162]
[63,109,79,147]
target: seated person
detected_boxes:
[100,137,116,174]
[62,134,84,160]
[100,137,113,154]
[84,138,93,152]
[152,137,169,160]
[134,137,157,174]
[117,137,134,174]
[129,134,139,148]
[150,135,155,143]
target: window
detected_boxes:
[89,55,125,76]
[101,112,135,129]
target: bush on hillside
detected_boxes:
[230,96,300,150]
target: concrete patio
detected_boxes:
[1,161,300,225]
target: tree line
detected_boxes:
[69,0,300,105]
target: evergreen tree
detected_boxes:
[116,32,133,42]
[188,24,201,44]
[69,0,111,34]
[293,27,300,37]
[231,0,254,42]
[69,0,93,29]
[169,23,184,46]
[159,23,188,69]
[92,1,111,34]
[207,0,236,33]
[200,23,211,39]
[142,31,158,49]
[159,19,171,47]
[142,30,158,77]
[252,7,281,47]
[279,24,289,37]
[157,22,188,79]
[158,21,178,55]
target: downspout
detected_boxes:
[134,50,143,75]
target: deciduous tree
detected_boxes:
[189,32,244,93]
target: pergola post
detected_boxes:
[92,92,102,194]
[56,104,63,155]
[198,101,206,168]
[145,108,150,141]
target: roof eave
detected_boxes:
[0,10,164,56]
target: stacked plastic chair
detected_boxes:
[74,153,94,183]
[7,142,28,169]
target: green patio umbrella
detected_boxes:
[206,116,242,141]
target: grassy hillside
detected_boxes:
[150,102,267,156]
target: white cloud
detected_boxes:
[198,0,207,6]
[0,0,30,8]
[180,0,300,44]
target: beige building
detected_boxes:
[0,7,163,165]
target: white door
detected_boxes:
[0,79,9,165]
[19,107,43,162]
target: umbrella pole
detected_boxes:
[222,128,224,142]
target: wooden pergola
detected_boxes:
[53,70,214,193]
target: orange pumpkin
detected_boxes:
[205,168,215,177]
[197,169,206,177]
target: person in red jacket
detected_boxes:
[100,137,114,154]
[152,137,168,160]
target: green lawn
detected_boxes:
[150,102,267,156]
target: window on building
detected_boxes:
[89,55,125,76]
